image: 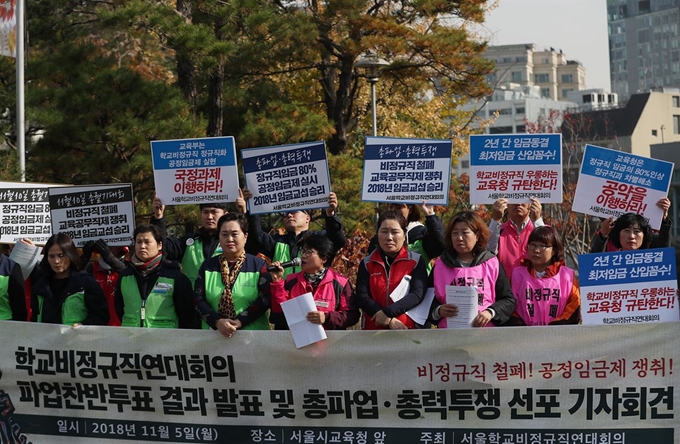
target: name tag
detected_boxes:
[153,283,173,294]
[315,301,329,309]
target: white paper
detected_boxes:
[444,286,479,329]
[389,275,411,303]
[9,242,42,280]
[280,292,327,349]
[406,287,436,326]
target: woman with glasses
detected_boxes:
[507,226,580,326]
[430,211,515,328]
[268,234,359,330]
[194,213,272,337]
[356,210,428,330]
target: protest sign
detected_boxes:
[241,141,331,214]
[362,137,452,205]
[151,137,239,206]
[579,247,678,325]
[469,134,562,204]
[572,145,673,229]
[48,184,135,247]
[0,181,63,244]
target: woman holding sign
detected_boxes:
[268,234,359,330]
[30,233,109,325]
[355,210,428,330]
[591,198,671,252]
[194,213,272,337]
[430,211,515,328]
[507,226,581,326]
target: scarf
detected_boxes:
[217,252,246,319]
[304,267,328,288]
[130,253,163,277]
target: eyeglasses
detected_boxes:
[301,249,318,257]
[528,243,552,252]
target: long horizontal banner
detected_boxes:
[0,322,677,443]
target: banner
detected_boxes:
[48,184,135,247]
[469,134,562,204]
[241,141,331,214]
[579,247,678,325]
[572,145,673,230]
[0,181,63,244]
[150,137,239,206]
[361,137,452,205]
[1,323,678,443]
[0,0,16,58]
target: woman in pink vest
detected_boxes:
[508,226,581,326]
[430,211,515,328]
[356,210,428,330]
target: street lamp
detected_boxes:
[355,51,390,224]
[355,50,390,136]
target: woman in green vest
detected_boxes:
[31,233,109,325]
[114,224,195,329]
[194,213,272,337]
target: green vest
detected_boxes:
[182,239,222,288]
[408,239,433,275]
[36,291,88,325]
[0,275,11,320]
[201,269,268,330]
[120,275,178,328]
[272,243,302,279]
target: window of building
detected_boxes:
[561,74,573,83]
[515,125,526,133]
[515,107,525,114]
[461,160,470,169]
[503,57,512,63]
[673,96,680,107]
[540,88,550,98]
[652,129,658,137]
[498,108,513,115]
[638,1,650,13]
[511,71,522,82]
[583,94,593,103]
[562,88,573,98]
[674,115,680,134]
[535,73,549,83]
[489,126,513,134]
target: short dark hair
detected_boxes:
[444,211,490,256]
[302,234,334,266]
[134,224,163,244]
[610,213,651,250]
[200,202,229,211]
[377,210,407,233]
[217,212,249,234]
[528,226,564,264]
[40,233,83,276]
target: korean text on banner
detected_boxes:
[469,134,563,204]
[572,144,673,230]
[579,247,678,325]
[361,136,452,206]
[151,137,240,206]
[48,184,135,247]
[0,181,63,244]
[241,141,331,215]
[1,323,678,444]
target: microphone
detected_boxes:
[267,257,302,272]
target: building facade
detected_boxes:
[484,44,586,101]
[608,0,680,101]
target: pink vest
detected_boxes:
[497,220,533,280]
[511,266,574,326]
[433,257,500,328]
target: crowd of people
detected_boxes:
[0,191,673,334]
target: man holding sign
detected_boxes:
[242,189,346,279]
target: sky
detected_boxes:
[482,0,611,90]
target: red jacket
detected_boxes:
[355,246,427,330]
[269,268,359,330]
